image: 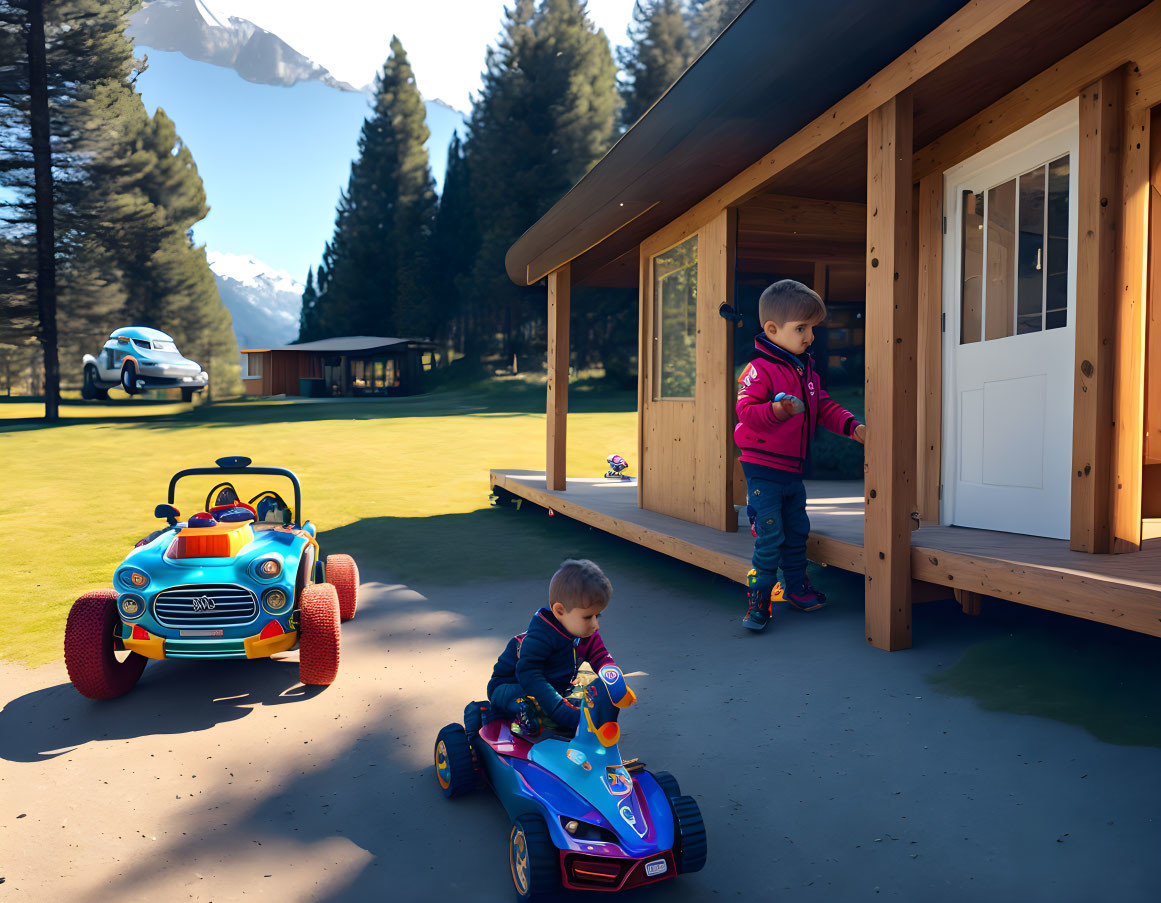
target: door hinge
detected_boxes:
[941,312,946,333]
[942,215,947,234]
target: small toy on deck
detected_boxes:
[605,454,632,480]
[773,392,806,415]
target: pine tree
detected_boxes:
[312,36,436,341]
[688,0,747,50]
[298,266,319,341]
[617,0,695,129]
[464,0,620,360]
[430,132,475,353]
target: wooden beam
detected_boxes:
[637,247,648,508]
[813,261,827,299]
[1111,81,1151,553]
[546,264,570,491]
[1149,105,1161,467]
[916,172,943,526]
[864,94,917,652]
[1072,71,1123,553]
[952,588,984,616]
[739,195,867,241]
[913,2,1161,181]
[637,0,1037,262]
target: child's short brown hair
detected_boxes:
[758,279,827,327]
[549,559,613,612]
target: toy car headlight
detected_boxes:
[253,558,282,579]
[118,594,145,620]
[559,816,617,843]
[262,588,289,613]
[118,569,150,589]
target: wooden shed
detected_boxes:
[492,0,1161,649]
[240,336,436,398]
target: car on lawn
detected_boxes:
[81,326,208,401]
[435,665,707,898]
[64,456,359,699]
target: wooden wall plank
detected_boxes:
[864,94,917,651]
[546,265,570,491]
[638,247,648,508]
[739,196,867,241]
[916,172,943,525]
[1111,72,1152,553]
[1146,105,1161,467]
[1071,71,1123,553]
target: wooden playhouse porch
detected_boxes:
[491,469,1161,642]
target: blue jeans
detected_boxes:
[747,472,810,590]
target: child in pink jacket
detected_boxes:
[735,280,866,631]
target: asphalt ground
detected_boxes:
[2,529,1159,902]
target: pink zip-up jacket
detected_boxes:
[735,334,862,475]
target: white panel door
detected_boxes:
[941,100,1078,539]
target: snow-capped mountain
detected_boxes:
[208,252,302,350]
[129,0,357,91]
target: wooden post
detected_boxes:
[1111,67,1151,553]
[916,171,943,526]
[1147,106,1161,469]
[864,94,917,651]
[1072,71,1123,553]
[546,264,570,491]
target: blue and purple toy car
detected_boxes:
[434,666,706,898]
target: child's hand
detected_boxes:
[854,423,867,444]
[773,392,804,417]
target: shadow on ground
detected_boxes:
[0,658,324,763]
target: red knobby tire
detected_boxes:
[299,583,340,685]
[64,589,147,700]
[326,554,359,621]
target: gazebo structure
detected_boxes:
[491,0,1161,649]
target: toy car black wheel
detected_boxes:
[463,700,490,738]
[326,554,359,621]
[121,361,138,395]
[669,794,707,873]
[64,589,147,700]
[434,723,478,798]
[509,814,559,899]
[81,365,107,401]
[649,770,681,800]
[298,583,340,685]
[181,387,195,403]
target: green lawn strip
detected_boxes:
[1,386,636,666]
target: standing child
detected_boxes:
[735,279,866,631]
[486,559,615,737]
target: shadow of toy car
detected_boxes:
[82,326,208,401]
[64,456,359,699]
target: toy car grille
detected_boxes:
[563,854,627,888]
[153,584,258,628]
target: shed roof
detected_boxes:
[240,336,435,354]
[504,0,970,287]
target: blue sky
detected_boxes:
[134,48,465,283]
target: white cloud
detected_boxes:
[192,0,636,111]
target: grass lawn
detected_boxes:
[0,380,637,666]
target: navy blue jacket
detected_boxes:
[487,607,613,731]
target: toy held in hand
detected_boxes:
[773,392,806,416]
[605,453,632,480]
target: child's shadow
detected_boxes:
[0,657,323,763]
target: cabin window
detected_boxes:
[242,353,264,379]
[959,155,1070,344]
[652,234,698,399]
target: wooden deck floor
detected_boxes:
[490,469,1161,638]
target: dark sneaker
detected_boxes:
[510,697,544,739]
[786,581,827,612]
[742,569,776,631]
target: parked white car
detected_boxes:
[82,326,209,402]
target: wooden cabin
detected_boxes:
[240,336,436,398]
[492,0,1161,649]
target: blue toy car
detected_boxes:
[434,666,707,898]
[64,456,359,699]
[81,326,208,401]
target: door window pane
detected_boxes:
[961,190,983,345]
[1045,155,1070,330]
[653,235,698,398]
[985,179,1016,340]
[1016,168,1046,334]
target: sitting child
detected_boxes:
[487,558,615,738]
